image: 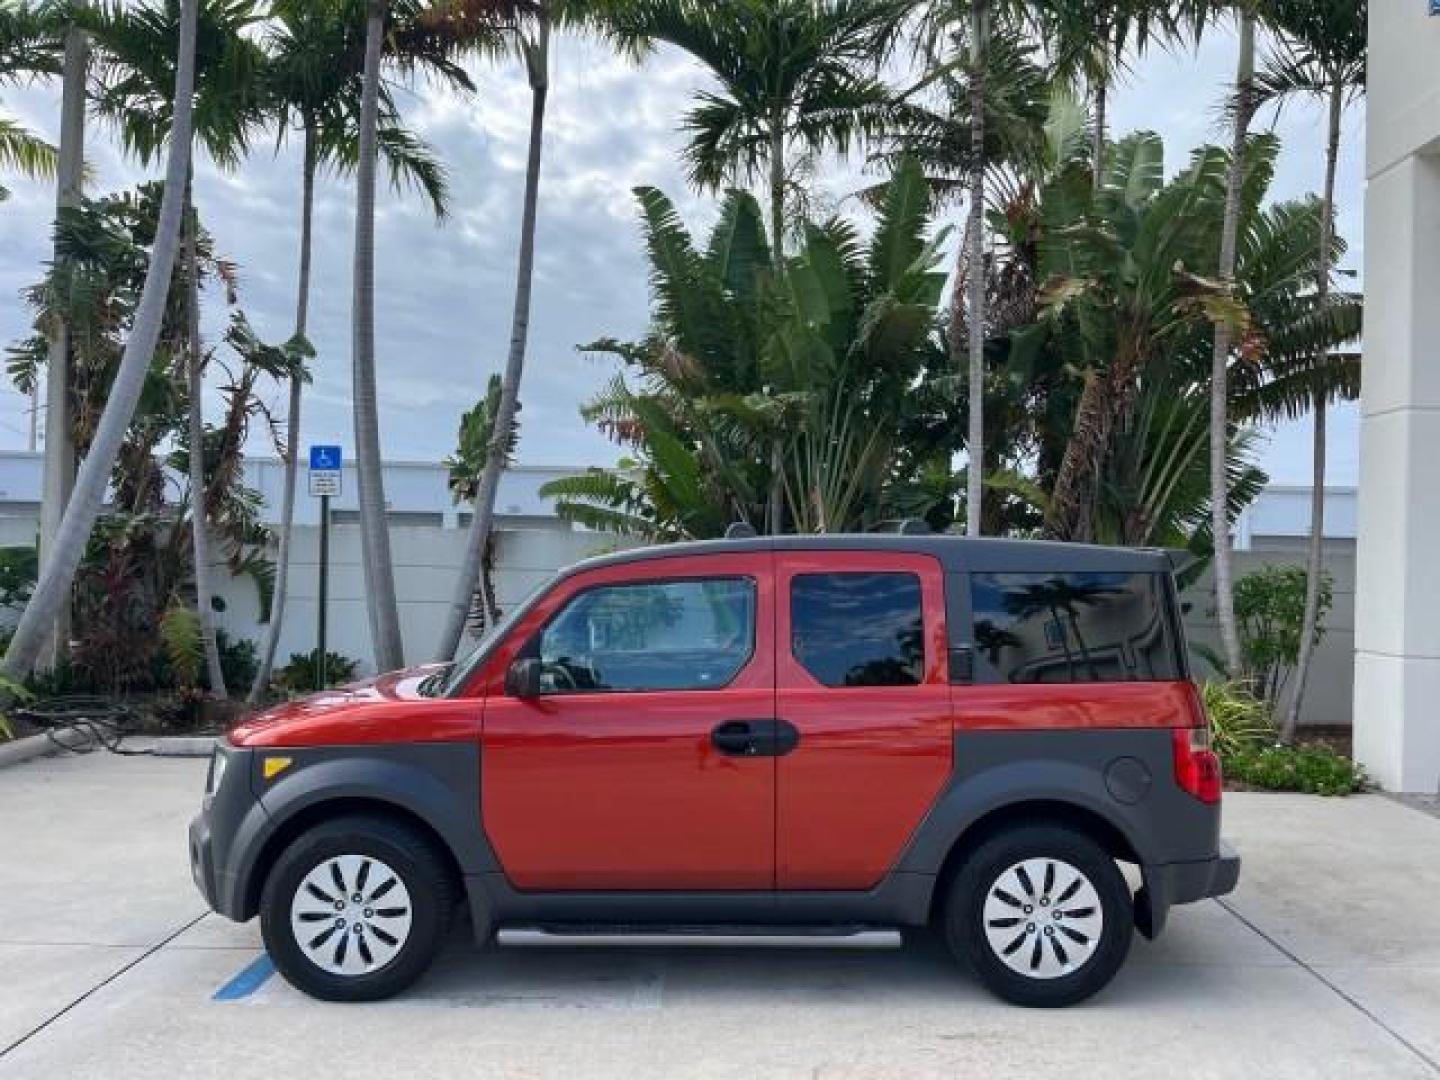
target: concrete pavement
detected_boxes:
[1,752,1437,1079]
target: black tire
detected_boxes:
[943,825,1133,1008]
[260,814,454,1002]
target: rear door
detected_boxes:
[774,552,953,890]
[480,553,778,891]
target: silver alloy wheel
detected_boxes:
[289,854,414,977]
[981,857,1104,980]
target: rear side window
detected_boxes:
[970,572,1181,684]
[536,578,755,693]
[791,573,924,688]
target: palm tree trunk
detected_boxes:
[1046,326,1155,542]
[965,0,987,538]
[353,0,405,672]
[769,115,785,266]
[1088,7,1113,187]
[1044,366,1113,541]
[249,123,317,702]
[37,24,88,673]
[768,434,784,535]
[1091,76,1107,184]
[1209,8,1255,680]
[4,0,199,680]
[436,10,550,663]
[183,175,227,697]
[1282,80,1344,742]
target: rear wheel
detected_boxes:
[260,815,454,1002]
[944,825,1132,1008]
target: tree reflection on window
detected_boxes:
[792,573,924,688]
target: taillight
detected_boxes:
[1173,727,1222,804]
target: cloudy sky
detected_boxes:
[0,16,1366,487]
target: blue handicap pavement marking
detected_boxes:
[309,445,342,471]
[213,953,277,1001]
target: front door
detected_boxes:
[481,553,777,891]
[775,552,954,890]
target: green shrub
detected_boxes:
[1202,680,1276,758]
[159,604,205,690]
[22,657,88,699]
[1202,679,1363,796]
[277,650,359,692]
[216,631,259,694]
[0,545,37,612]
[1231,565,1333,713]
[0,672,34,741]
[1223,743,1366,797]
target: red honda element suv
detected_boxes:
[190,535,1239,1008]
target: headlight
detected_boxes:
[206,747,228,795]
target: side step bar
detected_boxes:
[496,926,904,950]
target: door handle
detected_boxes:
[711,721,758,756]
[711,719,801,758]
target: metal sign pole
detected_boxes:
[317,492,330,690]
[307,445,342,691]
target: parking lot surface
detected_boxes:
[1,751,1438,1079]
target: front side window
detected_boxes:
[534,578,755,693]
[791,573,925,688]
[971,572,1181,684]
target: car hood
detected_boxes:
[228,663,450,746]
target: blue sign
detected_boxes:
[309,445,342,471]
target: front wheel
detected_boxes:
[944,825,1133,1008]
[260,815,454,1002]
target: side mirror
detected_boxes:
[505,657,543,699]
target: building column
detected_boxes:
[1354,148,1440,793]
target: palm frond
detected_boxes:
[0,113,56,180]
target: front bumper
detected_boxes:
[188,742,262,921]
[189,811,217,908]
[1137,841,1241,938]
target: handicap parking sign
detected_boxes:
[310,445,342,471]
[308,445,342,497]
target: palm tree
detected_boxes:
[435,0,549,661]
[1257,0,1365,741]
[21,8,88,673]
[351,0,522,673]
[1206,2,1258,682]
[608,0,904,259]
[879,33,1053,536]
[249,0,453,700]
[1038,133,1249,542]
[1096,195,1361,553]
[962,0,987,537]
[3,0,200,681]
[545,162,948,540]
[84,0,268,696]
[0,1,60,201]
[922,0,991,540]
[898,0,1053,536]
[1037,0,1213,184]
[439,0,637,661]
[351,0,403,672]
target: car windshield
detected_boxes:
[436,575,555,697]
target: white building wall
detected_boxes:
[1357,4,1440,792]
[211,525,636,675]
